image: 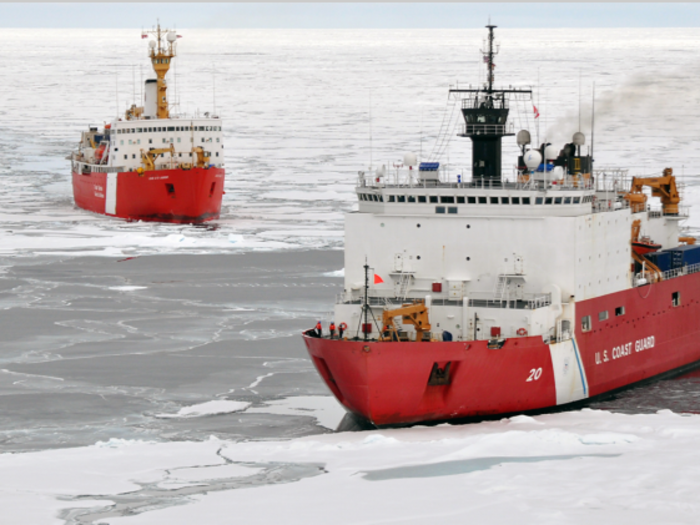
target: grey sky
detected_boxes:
[1,3,699,28]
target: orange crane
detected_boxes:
[139,144,176,172]
[381,301,431,342]
[623,168,680,214]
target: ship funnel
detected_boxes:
[523,149,541,171]
[403,152,418,167]
[516,130,531,146]
[144,79,158,118]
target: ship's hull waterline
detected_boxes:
[72,167,225,223]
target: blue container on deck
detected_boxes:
[645,251,672,273]
[419,162,440,171]
[666,244,700,269]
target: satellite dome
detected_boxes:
[573,131,585,146]
[403,153,418,166]
[544,144,559,161]
[148,40,156,49]
[516,130,531,146]
[523,149,542,171]
[167,31,178,43]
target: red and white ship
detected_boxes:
[303,25,700,426]
[70,25,225,223]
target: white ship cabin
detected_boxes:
[338,150,690,346]
[73,114,224,174]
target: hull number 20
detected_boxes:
[526,368,543,382]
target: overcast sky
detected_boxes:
[1,3,699,29]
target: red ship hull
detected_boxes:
[304,272,700,426]
[72,167,225,223]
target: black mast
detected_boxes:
[449,25,532,183]
[363,262,369,342]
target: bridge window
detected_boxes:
[523,197,531,205]
[490,197,499,204]
[429,196,438,203]
[440,196,454,203]
[457,196,465,203]
[418,196,427,203]
[388,195,395,202]
[536,197,544,205]
[501,197,509,204]
[574,197,581,204]
[554,197,562,204]
[564,197,572,204]
[436,206,445,214]
[478,197,487,204]
[448,207,458,214]
[408,196,416,203]
[397,196,406,203]
[512,197,520,204]
[545,197,553,205]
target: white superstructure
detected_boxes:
[338,166,686,343]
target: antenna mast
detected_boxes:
[591,82,595,174]
[363,262,369,342]
[485,24,497,93]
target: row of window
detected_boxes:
[120,137,219,146]
[122,152,220,160]
[360,194,593,205]
[116,126,221,134]
[581,292,680,332]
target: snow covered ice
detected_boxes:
[1,27,700,523]
[3,410,700,524]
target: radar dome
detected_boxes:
[167,32,178,43]
[516,130,531,146]
[148,40,156,49]
[523,150,542,171]
[403,153,418,166]
[573,132,585,146]
[544,144,559,161]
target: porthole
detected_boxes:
[466,224,471,229]
[466,257,471,261]
[417,224,421,228]
[417,256,421,260]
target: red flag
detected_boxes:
[533,105,540,119]
[141,34,148,39]
[374,274,384,284]
[177,35,183,39]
